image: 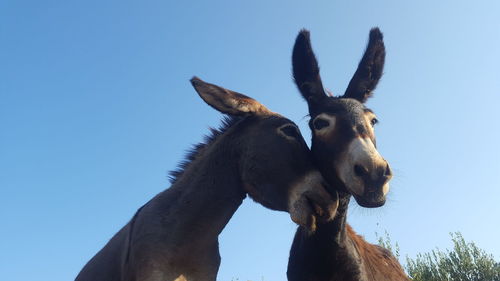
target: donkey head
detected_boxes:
[191,77,338,231]
[292,28,392,208]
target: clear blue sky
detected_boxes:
[1,1,499,280]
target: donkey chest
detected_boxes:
[126,236,221,281]
[305,240,367,281]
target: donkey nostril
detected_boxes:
[354,164,368,177]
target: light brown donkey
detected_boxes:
[75,77,339,281]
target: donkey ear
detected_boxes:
[292,29,328,112]
[190,77,272,116]
[343,28,386,103]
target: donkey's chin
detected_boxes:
[345,183,387,208]
[353,195,386,208]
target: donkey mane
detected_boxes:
[168,116,242,184]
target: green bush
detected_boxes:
[406,232,500,281]
[378,231,500,281]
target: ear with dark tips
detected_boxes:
[190,76,271,116]
[292,29,328,113]
[343,28,386,103]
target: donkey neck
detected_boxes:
[150,129,247,246]
[316,191,352,245]
[288,192,365,281]
[316,192,367,279]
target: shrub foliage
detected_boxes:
[405,232,500,281]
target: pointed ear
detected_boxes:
[343,28,386,103]
[190,77,272,116]
[292,29,328,113]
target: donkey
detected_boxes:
[287,29,409,280]
[75,77,339,281]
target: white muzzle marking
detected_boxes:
[338,136,387,196]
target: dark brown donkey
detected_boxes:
[287,29,410,280]
[75,77,339,281]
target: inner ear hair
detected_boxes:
[190,76,272,116]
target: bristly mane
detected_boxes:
[168,115,242,184]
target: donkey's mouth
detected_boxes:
[306,197,327,227]
[290,195,318,231]
[306,194,336,223]
[289,190,338,232]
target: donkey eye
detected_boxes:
[370,118,379,127]
[280,125,301,139]
[313,118,330,130]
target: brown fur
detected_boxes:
[346,225,408,280]
[75,77,338,281]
